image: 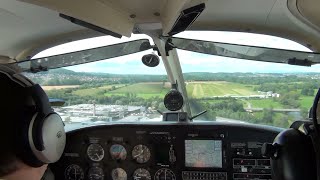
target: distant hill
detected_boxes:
[46,68,77,75]
[24,68,320,86]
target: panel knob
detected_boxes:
[261,143,279,158]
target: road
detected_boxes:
[245,108,301,112]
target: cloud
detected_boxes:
[66,54,167,75]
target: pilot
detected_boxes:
[0,65,65,180]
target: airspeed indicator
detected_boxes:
[87,144,104,162]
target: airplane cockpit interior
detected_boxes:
[2,0,320,180]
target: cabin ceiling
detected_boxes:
[0,0,320,62]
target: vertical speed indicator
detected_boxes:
[88,167,104,180]
[133,168,151,180]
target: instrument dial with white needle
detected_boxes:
[132,144,151,163]
[133,168,151,180]
[154,168,176,180]
[87,144,105,162]
[88,167,104,180]
[64,164,84,180]
[141,54,160,67]
[111,168,127,180]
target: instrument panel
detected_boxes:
[50,122,281,180]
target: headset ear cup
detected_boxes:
[32,114,45,151]
[15,109,44,167]
[42,113,66,163]
[29,113,66,164]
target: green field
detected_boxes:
[73,84,125,96]
[186,81,256,98]
[246,99,283,109]
[70,81,315,110]
[300,96,314,109]
[106,83,170,98]
[99,81,257,99]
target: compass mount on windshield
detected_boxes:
[141,53,160,67]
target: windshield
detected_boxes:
[24,35,168,131]
[23,32,319,130]
[176,31,317,128]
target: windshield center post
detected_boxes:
[152,36,192,120]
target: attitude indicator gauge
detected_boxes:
[110,144,127,160]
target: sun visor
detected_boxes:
[161,0,207,36]
[167,3,206,36]
[16,39,152,72]
[19,0,134,37]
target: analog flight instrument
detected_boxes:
[110,144,127,160]
[88,167,104,180]
[164,89,184,111]
[154,168,176,180]
[64,164,84,180]
[111,168,127,180]
[133,168,151,180]
[87,144,105,162]
[132,144,151,163]
[142,54,160,67]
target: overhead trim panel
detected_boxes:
[297,0,320,29]
[19,0,134,37]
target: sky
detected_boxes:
[33,31,320,74]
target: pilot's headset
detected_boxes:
[0,64,66,167]
[262,89,320,180]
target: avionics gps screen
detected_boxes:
[185,140,222,168]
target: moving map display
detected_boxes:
[185,140,222,168]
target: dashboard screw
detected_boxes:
[130,14,136,18]
[154,12,160,16]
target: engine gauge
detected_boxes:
[64,164,84,180]
[87,144,105,162]
[88,167,104,180]
[154,168,176,180]
[132,144,151,163]
[110,144,127,160]
[164,90,184,111]
[111,168,127,180]
[133,168,151,180]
